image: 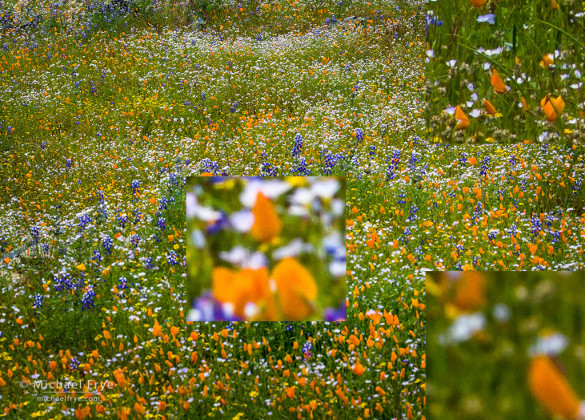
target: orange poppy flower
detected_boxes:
[541,95,565,121]
[484,99,497,115]
[352,360,366,376]
[152,320,162,337]
[251,191,282,242]
[470,0,487,6]
[213,266,276,319]
[454,272,485,311]
[490,69,507,94]
[541,54,554,69]
[528,356,580,419]
[455,106,469,129]
[271,258,317,320]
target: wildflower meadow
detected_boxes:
[427,271,585,419]
[0,0,584,418]
[0,0,428,418]
[426,0,585,143]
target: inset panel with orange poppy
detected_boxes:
[186,177,346,322]
[426,0,585,143]
[427,271,585,419]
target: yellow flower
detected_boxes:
[286,177,308,187]
[76,263,86,271]
[250,191,282,242]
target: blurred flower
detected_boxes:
[529,332,569,357]
[492,303,510,323]
[213,266,277,320]
[477,14,495,25]
[271,258,317,320]
[187,291,241,322]
[240,179,291,207]
[219,246,267,269]
[272,239,313,260]
[251,192,282,242]
[310,178,340,199]
[230,209,254,232]
[324,300,346,321]
[453,271,486,311]
[528,356,581,419]
[441,313,486,343]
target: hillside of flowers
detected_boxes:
[0,0,428,418]
[2,0,584,417]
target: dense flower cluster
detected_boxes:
[0,0,427,417]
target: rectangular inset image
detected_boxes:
[426,0,585,143]
[427,271,585,419]
[186,176,346,322]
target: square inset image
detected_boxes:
[427,271,585,420]
[186,177,346,322]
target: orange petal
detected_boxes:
[541,95,565,121]
[236,268,275,319]
[213,267,275,319]
[454,272,485,311]
[470,0,487,6]
[251,191,282,242]
[152,320,162,337]
[212,267,238,303]
[455,106,470,129]
[490,69,507,94]
[484,99,497,115]
[528,356,580,419]
[541,54,554,69]
[272,258,317,320]
[352,361,366,376]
